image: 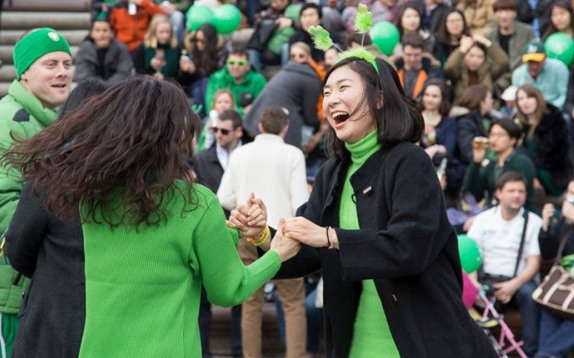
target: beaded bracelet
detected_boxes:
[246,226,270,246]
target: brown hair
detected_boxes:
[2,77,200,227]
[515,84,546,131]
[493,0,517,12]
[495,171,527,190]
[261,106,289,135]
[458,84,489,111]
[219,109,243,129]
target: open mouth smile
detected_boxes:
[332,111,350,124]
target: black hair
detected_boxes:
[324,57,423,160]
[417,78,451,117]
[300,3,322,19]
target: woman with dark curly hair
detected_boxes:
[179,23,228,114]
[1,77,298,358]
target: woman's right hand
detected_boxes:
[227,193,268,238]
[270,219,300,262]
[471,144,486,164]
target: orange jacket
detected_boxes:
[110,0,166,53]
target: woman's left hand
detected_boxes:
[283,217,329,248]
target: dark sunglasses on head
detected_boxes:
[211,127,231,135]
[227,59,249,66]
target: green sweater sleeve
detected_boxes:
[191,195,280,307]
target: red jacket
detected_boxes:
[110,0,166,53]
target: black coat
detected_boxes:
[276,142,497,358]
[455,109,489,165]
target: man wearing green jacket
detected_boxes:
[463,118,537,212]
[0,28,72,357]
[204,49,267,116]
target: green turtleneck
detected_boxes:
[340,130,400,358]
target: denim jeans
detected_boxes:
[535,308,574,358]
[507,280,541,357]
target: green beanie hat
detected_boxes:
[13,28,72,80]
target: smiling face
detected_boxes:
[401,8,421,32]
[20,51,73,108]
[322,65,376,144]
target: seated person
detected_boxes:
[394,32,444,100]
[467,171,542,357]
[75,15,134,86]
[463,118,537,211]
[284,3,324,64]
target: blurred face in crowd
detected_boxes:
[324,47,339,68]
[20,52,73,109]
[90,20,114,48]
[226,54,250,82]
[323,65,375,144]
[422,85,442,112]
[446,12,464,36]
[403,45,423,70]
[290,46,310,63]
[489,124,516,154]
[496,180,527,212]
[213,119,242,149]
[380,0,396,7]
[479,91,493,115]
[270,0,289,11]
[300,7,320,31]
[213,92,234,114]
[516,89,538,116]
[464,45,486,71]
[551,6,572,32]
[156,21,172,44]
[496,9,517,29]
[526,59,545,79]
[194,30,206,51]
[401,8,421,32]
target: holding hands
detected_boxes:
[228,194,339,254]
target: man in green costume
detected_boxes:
[0,27,72,357]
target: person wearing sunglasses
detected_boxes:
[191,109,250,358]
[205,48,267,116]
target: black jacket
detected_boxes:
[454,108,489,165]
[277,142,497,358]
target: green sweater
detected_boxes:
[340,131,400,358]
[0,80,58,314]
[78,183,281,357]
[204,67,267,116]
[463,151,537,211]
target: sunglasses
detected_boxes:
[227,59,249,66]
[211,127,231,135]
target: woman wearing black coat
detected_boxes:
[516,84,573,196]
[230,58,497,358]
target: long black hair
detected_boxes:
[324,57,423,160]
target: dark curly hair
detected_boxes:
[2,76,201,227]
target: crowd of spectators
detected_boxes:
[6,0,574,356]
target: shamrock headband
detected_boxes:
[308,4,378,73]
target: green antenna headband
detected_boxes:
[308,4,378,73]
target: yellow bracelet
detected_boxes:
[246,226,270,246]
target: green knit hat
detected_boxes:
[13,28,72,80]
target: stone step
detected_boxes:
[0,11,91,30]
[0,29,89,46]
[0,45,79,65]
[2,0,92,12]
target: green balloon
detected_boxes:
[186,5,214,32]
[544,32,574,67]
[212,4,241,35]
[457,234,482,273]
[370,21,400,56]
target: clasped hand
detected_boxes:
[227,194,336,251]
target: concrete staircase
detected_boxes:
[0,0,92,97]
